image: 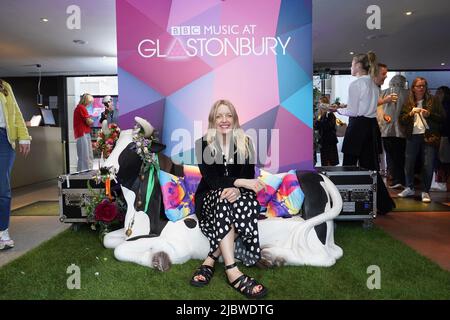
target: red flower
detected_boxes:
[94,199,118,222]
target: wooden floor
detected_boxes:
[375,186,450,271]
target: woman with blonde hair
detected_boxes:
[331,51,395,214]
[0,79,31,250]
[73,93,94,171]
[191,99,268,299]
[333,51,380,165]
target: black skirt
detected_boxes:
[198,188,261,266]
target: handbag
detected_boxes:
[439,137,450,163]
[418,113,440,148]
[424,129,440,148]
[335,118,347,137]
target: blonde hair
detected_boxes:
[353,51,378,78]
[206,99,251,160]
[78,93,93,106]
[319,96,330,104]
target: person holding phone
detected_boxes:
[398,77,445,202]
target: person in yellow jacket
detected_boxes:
[0,79,31,250]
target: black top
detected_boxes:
[314,112,338,146]
[99,110,117,125]
[194,137,255,219]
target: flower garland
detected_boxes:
[85,166,124,240]
[92,166,117,185]
[96,123,121,159]
[131,123,158,171]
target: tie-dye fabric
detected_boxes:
[265,170,304,218]
[254,167,285,209]
[159,165,202,222]
[160,165,303,221]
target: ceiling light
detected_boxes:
[405,11,413,16]
[350,51,354,55]
[366,33,388,40]
[40,18,49,22]
[73,39,87,45]
[441,63,446,66]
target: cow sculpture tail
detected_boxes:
[289,174,343,266]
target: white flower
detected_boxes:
[136,141,141,147]
[137,149,141,154]
[143,147,149,154]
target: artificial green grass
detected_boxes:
[0,223,449,300]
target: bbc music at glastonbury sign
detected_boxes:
[117,0,312,171]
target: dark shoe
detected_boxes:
[190,253,218,287]
[225,263,268,299]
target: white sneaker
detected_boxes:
[0,229,14,250]
[388,183,404,189]
[398,187,415,198]
[422,192,431,203]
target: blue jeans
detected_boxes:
[0,128,15,231]
[404,134,435,192]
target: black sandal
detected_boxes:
[190,253,219,287]
[225,263,268,299]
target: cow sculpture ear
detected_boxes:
[149,141,166,153]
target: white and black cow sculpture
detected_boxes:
[103,117,343,271]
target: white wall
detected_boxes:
[66,76,118,173]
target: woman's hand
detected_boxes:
[18,143,30,157]
[234,178,266,194]
[421,109,430,117]
[220,187,241,203]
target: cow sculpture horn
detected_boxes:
[135,116,155,138]
[102,120,110,135]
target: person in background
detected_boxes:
[373,63,389,177]
[314,96,339,166]
[330,51,395,214]
[374,63,388,87]
[0,79,31,250]
[332,52,382,166]
[99,95,117,125]
[377,75,409,189]
[398,77,445,202]
[74,93,94,171]
[431,86,450,191]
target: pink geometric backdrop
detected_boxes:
[116,0,313,172]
